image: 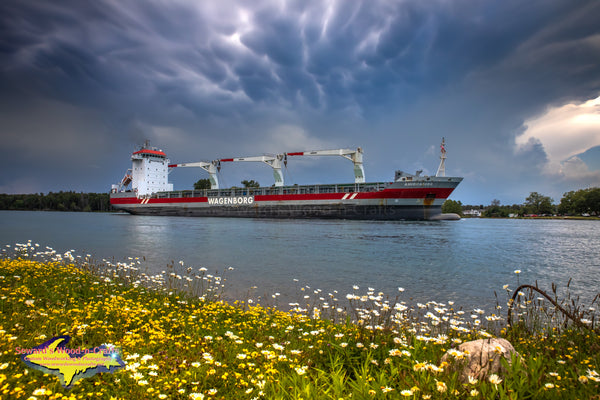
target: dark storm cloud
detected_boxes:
[1,0,599,201]
[242,13,303,67]
[2,0,596,113]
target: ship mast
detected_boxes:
[436,138,447,177]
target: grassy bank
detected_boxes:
[1,243,598,399]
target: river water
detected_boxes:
[1,210,598,312]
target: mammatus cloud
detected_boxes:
[515,95,600,184]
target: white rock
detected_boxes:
[440,338,520,382]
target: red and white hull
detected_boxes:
[110,179,462,220]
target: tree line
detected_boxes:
[194,179,260,190]
[443,187,600,217]
[0,192,111,212]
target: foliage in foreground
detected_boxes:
[0,243,599,399]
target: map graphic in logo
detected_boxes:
[20,335,124,388]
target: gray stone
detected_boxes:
[440,338,520,383]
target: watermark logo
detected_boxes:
[19,335,124,388]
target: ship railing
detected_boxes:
[154,182,389,199]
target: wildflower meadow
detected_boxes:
[0,241,598,399]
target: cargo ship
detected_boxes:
[110,140,462,220]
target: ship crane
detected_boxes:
[285,148,365,183]
[168,155,285,190]
[168,160,221,189]
[218,154,286,187]
[168,148,365,189]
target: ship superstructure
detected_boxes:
[110,140,462,220]
[112,140,173,196]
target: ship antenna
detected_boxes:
[436,137,447,177]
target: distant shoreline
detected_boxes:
[465,215,599,221]
[1,208,598,221]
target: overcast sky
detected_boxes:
[1,0,599,205]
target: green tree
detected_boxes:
[558,190,580,214]
[241,179,260,188]
[194,179,211,190]
[558,191,572,214]
[483,199,509,218]
[559,187,600,215]
[525,192,554,215]
[586,188,600,214]
[441,199,463,216]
